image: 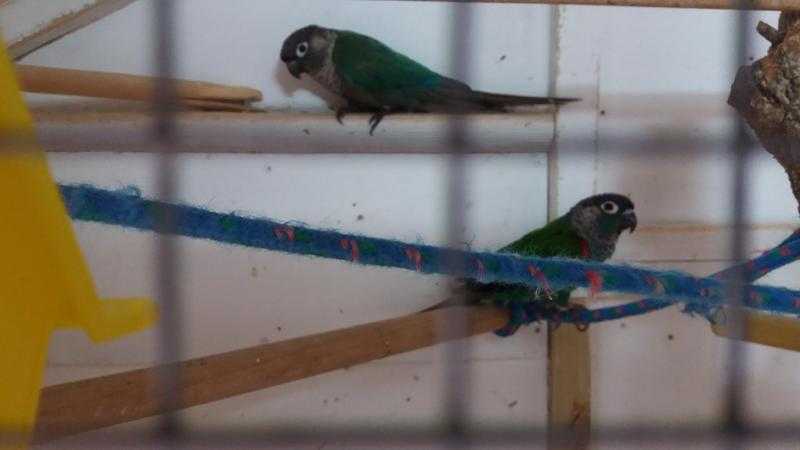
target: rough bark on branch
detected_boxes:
[729,13,800,215]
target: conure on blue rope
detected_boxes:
[425,193,637,336]
[280,25,578,134]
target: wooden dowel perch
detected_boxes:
[34,306,508,443]
[15,65,263,112]
[711,308,800,351]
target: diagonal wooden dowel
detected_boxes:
[711,308,800,352]
[5,0,139,60]
[34,306,508,443]
[16,65,263,111]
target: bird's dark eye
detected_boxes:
[296,42,309,58]
[601,201,619,214]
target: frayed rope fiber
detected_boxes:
[59,184,800,322]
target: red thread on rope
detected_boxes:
[646,275,665,295]
[527,265,552,293]
[273,225,295,241]
[340,239,360,262]
[587,270,603,295]
[405,247,423,271]
[780,245,792,257]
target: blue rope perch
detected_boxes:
[59,184,800,324]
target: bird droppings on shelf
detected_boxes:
[323,399,328,405]
[600,110,606,116]
[534,327,541,334]
[498,54,507,62]
[352,202,357,207]
[508,400,518,409]
[357,214,364,221]
[303,128,310,135]
[405,397,412,402]
[338,308,344,314]
[668,334,674,340]
[333,397,340,403]
[413,374,420,382]
[277,326,283,332]
[620,322,627,329]
[265,165,272,173]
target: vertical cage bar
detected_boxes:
[724,4,755,447]
[442,0,474,445]
[153,0,183,441]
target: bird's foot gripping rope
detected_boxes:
[494,300,588,337]
[59,184,800,331]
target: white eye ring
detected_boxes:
[296,42,309,58]
[601,201,619,214]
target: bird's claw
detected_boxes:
[368,113,385,136]
[567,304,590,332]
[493,300,544,337]
[535,286,555,302]
[336,108,347,125]
[493,300,590,337]
[547,302,590,332]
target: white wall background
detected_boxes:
[6,0,800,447]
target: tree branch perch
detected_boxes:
[729,13,800,215]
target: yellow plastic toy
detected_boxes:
[0,42,156,448]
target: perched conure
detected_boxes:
[427,193,637,336]
[280,25,578,134]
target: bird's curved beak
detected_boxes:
[621,210,637,234]
[286,61,303,79]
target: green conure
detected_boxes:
[280,25,578,134]
[430,193,637,336]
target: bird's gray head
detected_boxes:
[569,193,637,259]
[280,25,334,79]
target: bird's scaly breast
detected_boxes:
[311,61,344,96]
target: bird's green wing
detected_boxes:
[500,215,585,259]
[332,31,451,109]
